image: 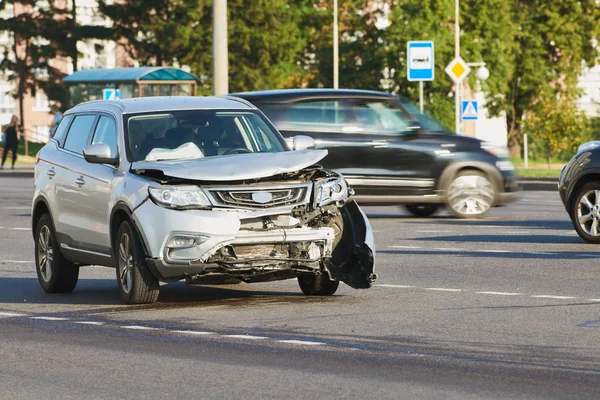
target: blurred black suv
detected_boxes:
[233,89,519,218]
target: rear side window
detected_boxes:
[51,114,74,146]
[63,115,97,154]
[269,100,354,133]
[92,116,118,157]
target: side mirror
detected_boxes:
[83,143,119,166]
[287,135,316,151]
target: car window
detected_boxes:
[51,114,74,146]
[350,100,416,134]
[273,100,355,133]
[63,115,97,154]
[124,110,286,162]
[91,116,118,157]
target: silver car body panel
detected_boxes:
[130,150,328,182]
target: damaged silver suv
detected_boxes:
[32,96,375,304]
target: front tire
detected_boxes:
[115,220,159,304]
[298,273,339,296]
[446,171,495,218]
[405,204,439,217]
[34,213,79,293]
[570,182,600,244]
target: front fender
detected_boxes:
[328,200,376,289]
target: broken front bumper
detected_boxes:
[132,200,337,280]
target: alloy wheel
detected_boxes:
[577,190,600,236]
[447,174,494,216]
[118,233,134,294]
[37,225,54,282]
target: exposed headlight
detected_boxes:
[315,178,349,207]
[148,186,211,209]
[481,142,510,158]
[577,141,600,153]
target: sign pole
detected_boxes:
[419,81,424,113]
[455,0,460,134]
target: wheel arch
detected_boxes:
[567,173,600,212]
[32,196,54,238]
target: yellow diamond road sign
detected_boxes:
[445,56,471,83]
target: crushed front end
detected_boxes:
[132,167,376,290]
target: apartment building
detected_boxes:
[1,0,120,143]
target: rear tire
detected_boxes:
[570,182,600,244]
[405,204,439,217]
[446,171,495,218]
[115,220,159,304]
[34,213,79,293]
[298,274,340,296]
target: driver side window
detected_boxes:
[91,116,118,157]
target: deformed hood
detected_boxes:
[130,150,328,181]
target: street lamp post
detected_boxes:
[454,0,460,135]
[213,0,228,95]
[333,0,339,89]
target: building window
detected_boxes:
[33,91,50,111]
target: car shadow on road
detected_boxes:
[379,249,596,260]
[411,234,584,244]
[422,219,574,231]
[0,277,323,308]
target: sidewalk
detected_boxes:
[0,165,35,178]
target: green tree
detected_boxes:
[99,0,308,94]
[505,0,600,156]
[523,92,588,167]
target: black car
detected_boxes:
[559,141,600,243]
[232,89,519,218]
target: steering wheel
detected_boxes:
[222,148,253,155]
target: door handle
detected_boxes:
[46,168,55,178]
[75,176,85,187]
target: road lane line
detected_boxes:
[477,250,511,253]
[171,330,215,336]
[278,340,325,346]
[121,325,160,331]
[389,245,422,249]
[416,230,454,234]
[531,295,578,300]
[3,260,33,264]
[0,312,26,317]
[0,227,30,231]
[425,288,463,292]
[73,321,105,326]
[476,291,522,296]
[376,284,416,288]
[586,299,600,302]
[433,248,463,251]
[224,334,268,340]
[30,316,69,321]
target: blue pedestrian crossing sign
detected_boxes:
[407,41,434,82]
[461,100,478,121]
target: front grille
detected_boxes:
[206,184,311,209]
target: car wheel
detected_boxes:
[405,204,439,217]
[298,273,340,296]
[34,213,79,293]
[446,171,495,218]
[115,220,159,304]
[570,183,600,244]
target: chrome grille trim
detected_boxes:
[203,183,312,210]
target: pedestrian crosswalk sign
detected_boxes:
[461,100,478,121]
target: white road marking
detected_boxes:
[377,284,416,288]
[416,230,454,234]
[0,227,29,231]
[1,206,31,210]
[433,248,463,251]
[30,316,68,321]
[389,245,421,249]
[476,291,522,296]
[224,334,268,340]
[425,288,463,292]
[3,260,33,264]
[531,295,577,300]
[171,330,215,336]
[0,312,26,317]
[478,250,511,254]
[278,340,325,346]
[586,299,600,302]
[73,321,105,326]
[121,325,160,331]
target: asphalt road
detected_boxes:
[1,176,600,399]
